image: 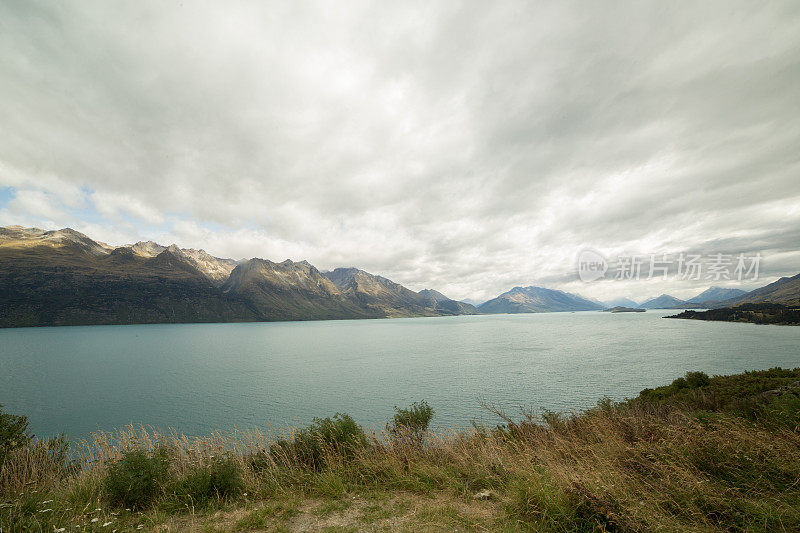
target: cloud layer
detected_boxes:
[2,1,800,302]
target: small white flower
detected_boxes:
[102,522,112,527]
[91,518,99,523]
[55,528,65,533]
[39,508,53,513]
[42,499,54,504]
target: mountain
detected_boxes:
[687,286,748,304]
[0,227,258,327]
[323,268,452,318]
[639,294,687,309]
[603,297,639,308]
[0,226,470,327]
[418,289,479,315]
[719,273,800,307]
[222,259,376,321]
[124,241,238,285]
[478,286,604,314]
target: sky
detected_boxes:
[1,1,799,303]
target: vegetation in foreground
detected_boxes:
[667,303,800,325]
[2,370,800,532]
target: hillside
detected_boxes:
[419,289,479,315]
[0,228,259,327]
[478,286,603,313]
[222,259,378,321]
[0,226,468,327]
[323,268,446,318]
[719,273,800,307]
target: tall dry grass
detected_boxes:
[2,402,800,531]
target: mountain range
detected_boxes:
[1,225,797,327]
[0,226,474,327]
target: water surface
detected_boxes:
[1,311,799,442]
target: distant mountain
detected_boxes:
[603,297,639,308]
[719,273,800,307]
[687,286,748,304]
[639,294,687,309]
[418,289,479,315]
[0,226,471,327]
[478,286,604,314]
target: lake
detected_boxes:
[1,311,799,442]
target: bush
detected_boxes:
[388,401,434,443]
[168,456,242,509]
[685,371,711,388]
[270,413,367,469]
[0,404,31,469]
[103,448,170,509]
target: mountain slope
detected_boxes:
[324,268,447,318]
[478,286,604,314]
[419,289,479,315]
[124,241,237,285]
[222,259,377,320]
[687,286,748,304]
[639,294,687,309]
[0,226,472,327]
[0,229,259,327]
[720,273,800,307]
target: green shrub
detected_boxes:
[672,377,688,390]
[388,401,434,443]
[270,413,367,470]
[168,456,242,509]
[685,371,711,388]
[0,404,31,468]
[103,448,170,509]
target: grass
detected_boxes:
[2,369,800,531]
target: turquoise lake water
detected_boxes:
[1,311,799,442]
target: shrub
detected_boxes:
[0,404,31,469]
[672,377,688,390]
[388,401,434,443]
[270,413,367,469]
[168,456,243,509]
[103,448,170,509]
[685,371,711,388]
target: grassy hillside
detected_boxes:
[3,369,800,531]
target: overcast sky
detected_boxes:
[1,1,799,303]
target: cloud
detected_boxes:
[1,1,799,302]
